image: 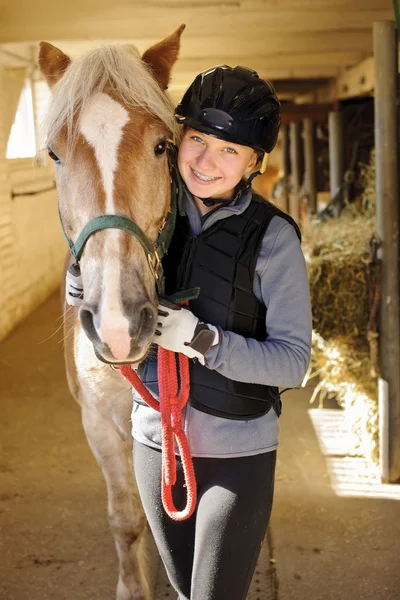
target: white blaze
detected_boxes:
[79,93,131,360]
[79,92,129,212]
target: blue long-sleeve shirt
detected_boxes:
[131,188,312,457]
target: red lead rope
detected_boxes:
[119,348,197,521]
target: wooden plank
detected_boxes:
[171,52,368,78]
[336,44,400,99]
[0,3,392,43]
[337,57,375,99]
[172,31,374,59]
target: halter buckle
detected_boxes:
[148,250,161,280]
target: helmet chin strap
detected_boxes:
[197,168,262,207]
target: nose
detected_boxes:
[127,301,157,343]
[80,301,157,362]
[196,147,216,171]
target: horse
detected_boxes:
[38,25,185,600]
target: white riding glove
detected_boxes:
[154,299,220,361]
[66,264,84,307]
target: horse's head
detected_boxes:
[38,27,185,365]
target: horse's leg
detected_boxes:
[81,397,155,600]
[66,320,158,600]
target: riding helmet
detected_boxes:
[175,65,281,154]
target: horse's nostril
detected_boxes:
[127,303,157,340]
[141,305,157,327]
[80,308,101,343]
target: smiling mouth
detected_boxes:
[191,167,221,182]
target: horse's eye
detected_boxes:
[154,138,167,157]
[47,148,60,163]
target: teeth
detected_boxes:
[192,168,219,182]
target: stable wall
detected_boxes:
[0,66,65,342]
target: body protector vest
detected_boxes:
[140,195,301,421]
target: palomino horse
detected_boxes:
[38,26,185,600]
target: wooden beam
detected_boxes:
[336,44,400,99]
[273,79,331,95]
[281,103,334,124]
[170,52,368,76]
[0,3,393,43]
[169,67,345,96]
[336,56,375,98]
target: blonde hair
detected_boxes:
[44,44,179,149]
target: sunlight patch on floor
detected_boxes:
[309,408,400,500]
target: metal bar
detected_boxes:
[303,118,317,213]
[379,378,390,482]
[281,124,290,213]
[289,121,301,222]
[328,111,345,207]
[374,19,400,482]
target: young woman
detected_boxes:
[131,66,312,600]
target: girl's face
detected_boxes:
[178,128,258,201]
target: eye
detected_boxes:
[47,148,61,163]
[191,135,204,144]
[154,138,167,157]
[224,147,237,154]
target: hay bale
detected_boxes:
[307,333,379,465]
[303,151,379,466]
[304,206,376,345]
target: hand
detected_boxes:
[66,264,84,306]
[154,299,219,360]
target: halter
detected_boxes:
[59,144,182,296]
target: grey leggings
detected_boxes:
[133,440,276,600]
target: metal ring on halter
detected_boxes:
[148,250,161,279]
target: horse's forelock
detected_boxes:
[43,44,179,150]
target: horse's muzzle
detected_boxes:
[80,302,157,364]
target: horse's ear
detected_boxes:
[38,42,71,87]
[142,24,185,90]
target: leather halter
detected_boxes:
[58,145,182,296]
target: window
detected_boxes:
[6,81,37,159]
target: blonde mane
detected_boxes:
[44,44,179,148]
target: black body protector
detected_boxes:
[140,195,301,421]
[138,66,297,420]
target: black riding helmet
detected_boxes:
[175,65,281,155]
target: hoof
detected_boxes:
[116,580,146,600]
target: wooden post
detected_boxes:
[289,121,301,222]
[328,111,344,208]
[374,20,400,482]
[303,118,317,213]
[281,124,290,213]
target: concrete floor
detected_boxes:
[0,293,277,600]
[272,381,400,599]
[1,292,400,600]
[0,294,119,599]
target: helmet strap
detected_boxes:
[197,169,262,207]
[245,169,262,188]
[200,196,234,208]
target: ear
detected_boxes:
[247,151,260,173]
[38,42,71,87]
[142,24,185,90]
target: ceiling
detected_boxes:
[0,0,395,103]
